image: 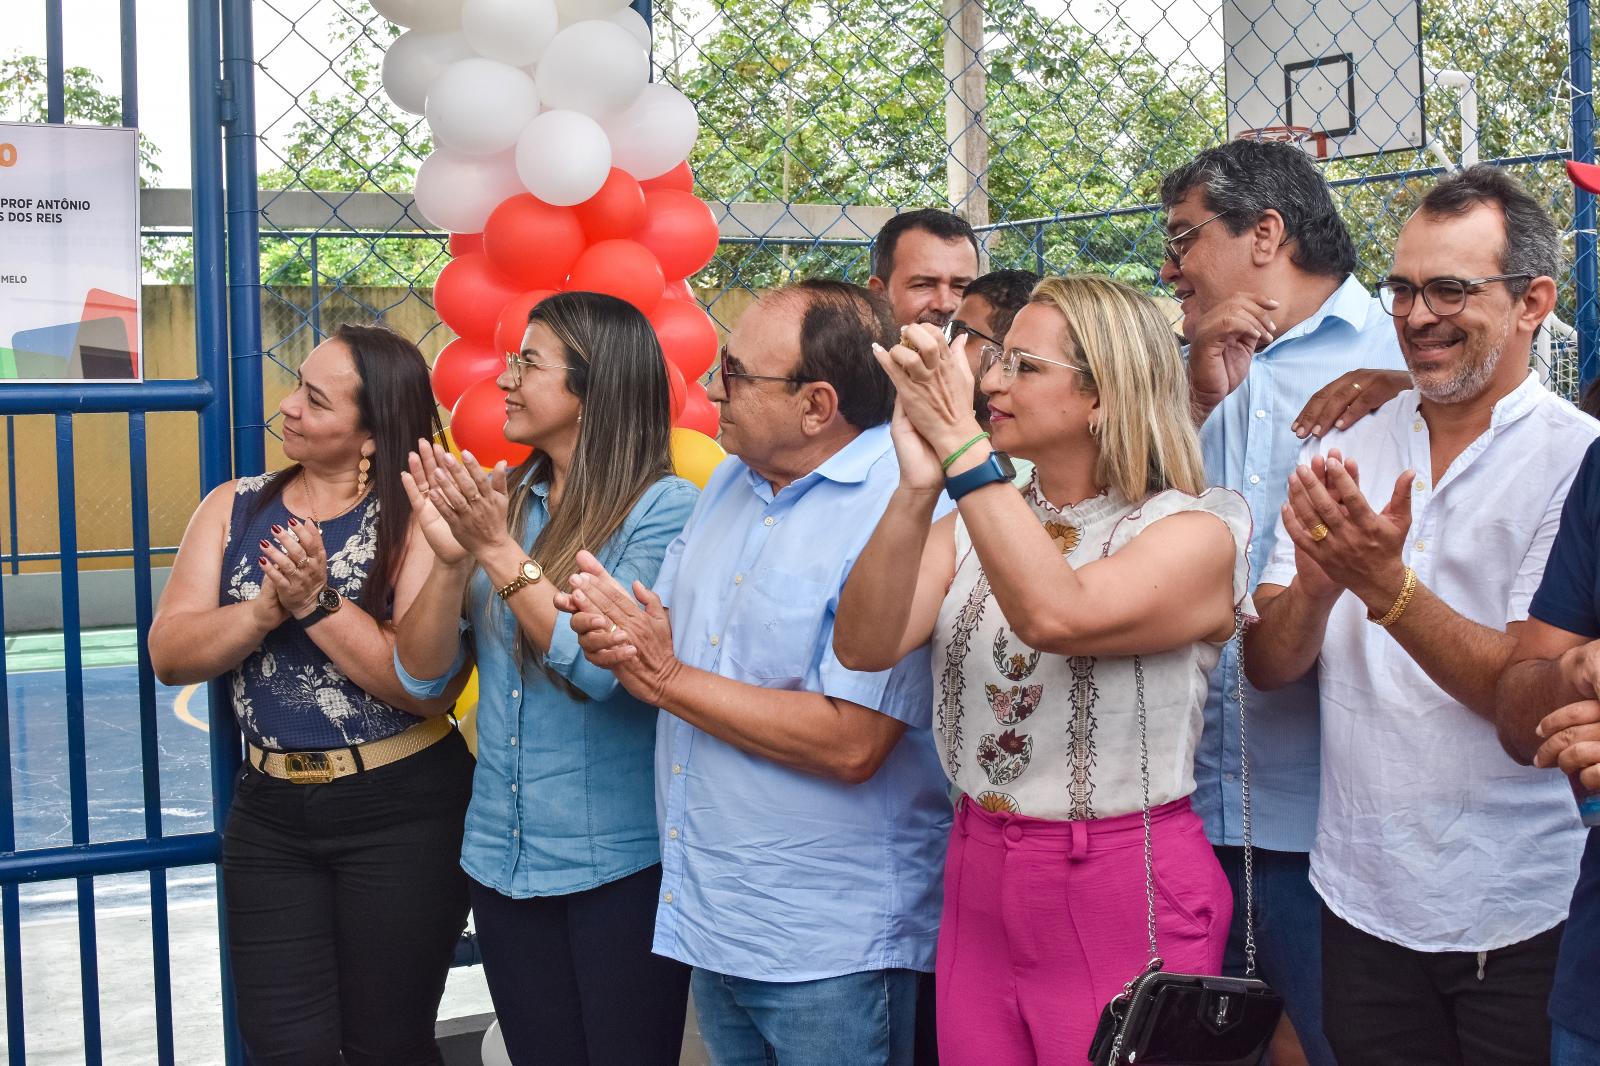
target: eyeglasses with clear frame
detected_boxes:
[1376,274,1533,317]
[978,344,1092,385]
[504,351,573,388]
[1163,211,1225,266]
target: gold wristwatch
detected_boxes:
[495,558,544,600]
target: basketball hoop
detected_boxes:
[1238,125,1331,160]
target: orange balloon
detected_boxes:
[483,194,587,290]
[573,168,648,243]
[449,377,532,469]
[649,298,717,381]
[494,289,558,358]
[431,337,504,411]
[434,254,523,345]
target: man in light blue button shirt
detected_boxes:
[1157,139,1408,1065]
[564,280,951,1066]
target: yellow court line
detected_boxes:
[173,683,208,733]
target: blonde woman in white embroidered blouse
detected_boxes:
[836,274,1254,1065]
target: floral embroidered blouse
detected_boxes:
[220,473,421,751]
[931,477,1253,820]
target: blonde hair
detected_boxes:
[1027,275,1207,502]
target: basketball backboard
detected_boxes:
[1224,0,1425,160]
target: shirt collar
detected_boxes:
[1263,273,1374,353]
[1404,368,1547,429]
[739,423,893,494]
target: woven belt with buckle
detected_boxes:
[249,714,453,784]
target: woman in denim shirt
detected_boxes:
[396,292,699,1064]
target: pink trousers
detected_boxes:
[935,796,1233,1065]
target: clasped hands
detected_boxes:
[257,516,329,623]
[400,438,514,567]
[1279,449,1416,613]
[555,551,681,707]
[870,324,985,490]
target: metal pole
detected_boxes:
[1572,0,1598,389]
[45,0,64,124]
[222,0,265,477]
[943,0,989,251]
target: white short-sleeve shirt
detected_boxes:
[1261,371,1599,951]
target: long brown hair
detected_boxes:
[502,292,674,673]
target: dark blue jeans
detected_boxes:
[1556,1023,1600,1066]
[221,729,474,1066]
[1215,845,1336,1066]
[692,966,919,1066]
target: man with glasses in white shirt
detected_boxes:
[1244,164,1596,1065]
[1158,138,1406,1066]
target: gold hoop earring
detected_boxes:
[357,455,372,495]
[1088,419,1101,438]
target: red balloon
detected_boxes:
[664,278,697,303]
[450,376,532,469]
[665,360,686,420]
[635,190,719,281]
[641,161,693,195]
[573,168,648,243]
[431,337,504,411]
[565,240,665,314]
[448,232,483,257]
[483,194,587,290]
[434,254,524,344]
[494,289,559,358]
[674,381,719,437]
[649,297,717,381]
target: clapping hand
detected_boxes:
[259,517,330,620]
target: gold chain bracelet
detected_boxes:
[1368,566,1418,628]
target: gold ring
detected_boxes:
[1351,382,1362,392]
[608,622,619,635]
[1310,523,1330,542]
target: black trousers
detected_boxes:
[1322,903,1562,1066]
[221,729,474,1066]
[469,864,690,1066]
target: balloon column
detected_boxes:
[377,0,726,486]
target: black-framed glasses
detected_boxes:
[978,343,1091,384]
[1376,274,1534,317]
[1163,211,1224,266]
[504,352,572,388]
[715,351,815,394]
[944,318,1002,347]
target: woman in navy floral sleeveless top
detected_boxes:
[150,325,473,1065]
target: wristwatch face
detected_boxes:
[317,585,341,613]
[521,560,543,583]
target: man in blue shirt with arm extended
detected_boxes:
[562,279,951,1066]
[1157,138,1409,1065]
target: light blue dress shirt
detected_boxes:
[650,424,953,982]
[396,474,700,897]
[1193,274,1407,851]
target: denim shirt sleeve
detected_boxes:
[392,620,471,700]
[545,477,700,701]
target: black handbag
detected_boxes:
[1088,616,1283,1066]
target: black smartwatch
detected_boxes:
[302,585,341,626]
[945,452,1011,501]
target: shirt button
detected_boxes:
[510,783,518,793]
[512,828,520,838]
[1249,474,1261,485]
[663,892,674,904]
[510,735,518,746]
[734,574,743,585]
[1225,772,1237,782]
[510,689,519,699]
[1415,540,1426,551]
[672,763,683,774]
[668,828,679,839]
[710,635,720,646]
[1413,420,1424,432]
[1254,409,1266,419]
[1414,479,1428,491]
[763,516,775,527]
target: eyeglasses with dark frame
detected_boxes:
[1163,211,1225,266]
[944,318,1003,348]
[504,351,574,388]
[714,348,816,393]
[978,343,1092,385]
[1376,274,1534,318]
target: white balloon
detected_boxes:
[426,58,540,156]
[481,1020,512,1066]
[534,21,649,119]
[602,83,699,180]
[462,0,559,67]
[609,8,650,49]
[382,30,475,115]
[371,0,465,31]
[555,0,632,26]
[514,110,612,206]
[412,148,524,233]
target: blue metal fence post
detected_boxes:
[222,0,266,477]
[1573,0,1598,389]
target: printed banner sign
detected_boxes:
[0,122,142,383]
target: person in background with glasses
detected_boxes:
[394,292,699,1065]
[832,274,1253,1063]
[557,280,951,1066]
[948,268,1042,487]
[1156,137,1409,1066]
[1245,165,1597,1065]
